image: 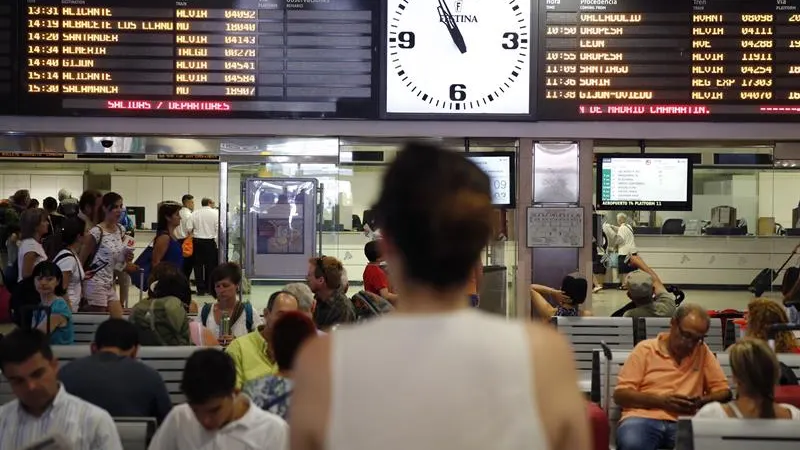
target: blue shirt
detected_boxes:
[162,235,184,268]
[243,375,293,420]
[32,298,74,345]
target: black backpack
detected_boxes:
[779,362,799,385]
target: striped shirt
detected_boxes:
[0,384,122,450]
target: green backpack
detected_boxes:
[130,297,190,346]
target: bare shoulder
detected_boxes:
[523,321,590,450]
[290,334,333,450]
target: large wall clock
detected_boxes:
[384,0,532,115]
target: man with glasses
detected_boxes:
[613,303,731,450]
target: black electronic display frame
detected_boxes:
[537,0,800,122]
[595,153,694,211]
[0,1,16,115]
[466,151,517,208]
[17,0,381,119]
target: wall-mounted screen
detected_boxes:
[596,154,693,211]
[467,151,516,208]
[539,0,800,121]
[18,0,377,118]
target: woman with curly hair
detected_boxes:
[746,298,800,354]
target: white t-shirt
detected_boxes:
[86,225,126,286]
[54,248,84,312]
[617,223,637,256]
[696,401,800,419]
[147,400,288,450]
[17,238,47,281]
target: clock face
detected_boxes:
[385,0,532,115]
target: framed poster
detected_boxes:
[527,207,584,248]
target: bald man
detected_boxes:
[614,303,730,450]
[226,291,299,388]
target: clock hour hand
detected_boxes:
[437,0,467,54]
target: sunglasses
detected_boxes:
[677,324,705,346]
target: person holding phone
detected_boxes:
[614,303,731,450]
[79,192,135,318]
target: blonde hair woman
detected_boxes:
[696,338,800,419]
[746,299,800,354]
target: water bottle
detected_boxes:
[220,312,231,338]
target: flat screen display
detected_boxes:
[596,154,693,211]
[467,152,516,207]
[19,0,377,118]
[0,2,14,114]
[539,0,800,121]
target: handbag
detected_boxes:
[602,251,619,269]
[182,236,193,258]
[134,244,154,291]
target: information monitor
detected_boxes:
[0,2,14,114]
[20,0,377,118]
[539,0,800,120]
[596,154,693,210]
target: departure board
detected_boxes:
[19,0,377,118]
[539,0,800,120]
[0,2,14,114]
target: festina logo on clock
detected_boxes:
[385,0,531,115]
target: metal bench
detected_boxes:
[677,417,800,449]
[1,345,202,406]
[115,417,156,450]
[636,317,725,352]
[553,316,635,394]
[72,313,132,344]
[596,347,632,444]
[716,352,800,394]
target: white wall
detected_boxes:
[758,171,800,228]
[111,173,219,227]
[0,172,84,202]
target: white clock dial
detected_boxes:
[385,0,532,115]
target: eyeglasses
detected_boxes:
[676,324,705,345]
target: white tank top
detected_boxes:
[327,309,548,450]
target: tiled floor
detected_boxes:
[589,287,779,317]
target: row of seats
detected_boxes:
[551,316,732,391]
[0,346,201,406]
[595,348,800,433]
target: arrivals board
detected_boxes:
[0,2,14,114]
[20,0,377,118]
[539,0,800,120]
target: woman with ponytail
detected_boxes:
[696,338,800,419]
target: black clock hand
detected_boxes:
[436,0,467,54]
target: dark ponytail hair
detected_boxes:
[729,338,778,418]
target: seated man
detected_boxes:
[0,329,122,450]
[307,256,356,330]
[226,290,298,389]
[362,240,398,304]
[148,349,288,450]
[614,303,731,450]
[58,318,172,424]
[618,270,677,318]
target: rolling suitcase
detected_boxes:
[748,251,796,297]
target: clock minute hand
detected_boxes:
[437,0,467,54]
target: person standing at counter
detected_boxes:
[191,198,219,296]
[615,213,637,287]
[174,194,195,282]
